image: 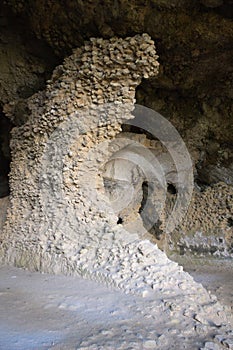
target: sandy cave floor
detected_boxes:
[185,262,233,314]
[0,260,232,350]
[170,256,233,312]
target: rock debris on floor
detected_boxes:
[0,265,232,350]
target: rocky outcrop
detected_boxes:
[0,0,232,257]
[1,34,160,274]
[0,6,232,345]
[103,130,233,256]
[1,37,233,347]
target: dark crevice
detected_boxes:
[139,180,163,240]
[195,178,210,192]
[117,217,123,224]
[121,124,157,141]
[139,181,149,214]
[227,218,233,227]
[167,183,177,195]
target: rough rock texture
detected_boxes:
[102,130,189,243]
[0,2,59,200]
[0,266,233,350]
[0,3,58,106]
[103,131,233,256]
[1,34,159,272]
[0,197,9,234]
[135,84,233,254]
[4,0,233,108]
[1,0,232,256]
[172,182,233,256]
[0,36,233,348]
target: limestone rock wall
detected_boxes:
[0,3,58,201]
[0,30,233,347]
[104,131,233,256]
[1,34,160,277]
[0,197,9,235]
[136,83,233,256]
[0,0,232,258]
[172,183,233,256]
[4,0,233,106]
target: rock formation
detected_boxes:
[0,36,233,348]
[0,3,232,346]
[0,0,232,257]
[1,34,161,275]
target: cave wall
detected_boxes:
[0,2,59,196]
[3,0,233,105]
[105,130,233,256]
[0,3,58,105]
[0,0,232,257]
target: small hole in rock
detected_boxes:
[167,183,177,195]
[227,218,233,227]
[139,181,149,214]
[117,217,123,224]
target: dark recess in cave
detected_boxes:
[117,217,123,224]
[227,218,233,227]
[121,124,157,141]
[139,180,164,240]
[201,2,233,19]
[139,181,149,215]
[167,183,177,195]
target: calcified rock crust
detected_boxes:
[172,182,233,256]
[1,0,233,257]
[1,35,233,347]
[105,131,233,255]
[2,33,160,273]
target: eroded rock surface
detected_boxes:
[0,35,232,349]
[1,34,159,273]
[0,3,57,106]
[0,197,9,234]
[103,130,233,256]
[0,0,232,257]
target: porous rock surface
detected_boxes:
[1,0,233,256]
[1,33,160,275]
[173,182,233,256]
[0,197,9,234]
[1,35,232,348]
[104,131,233,255]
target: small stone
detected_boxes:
[201,342,221,350]
[222,339,233,349]
[143,340,157,349]
[194,314,208,325]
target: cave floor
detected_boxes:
[0,262,232,350]
[186,262,233,313]
[170,255,233,312]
